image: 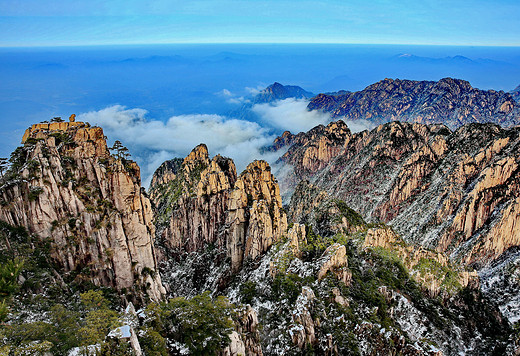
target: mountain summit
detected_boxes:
[253,82,314,103]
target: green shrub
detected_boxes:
[272,273,306,304]
[139,328,168,356]
[239,280,257,304]
[145,291,235,356]
[0,257,24,300]
[334,200,366,227]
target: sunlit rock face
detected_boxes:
[308,77,520,129]
[278,120,520,267]
[150,145,287,272]
[0,121,165,302]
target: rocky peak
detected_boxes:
[150,150,287,272]
[227,160,288,270]
[278,120,351,170]
[0,120,165,302]
[272,130,295,150]
[183,143,209,164]
[197,155,237,196]
[280,118,520,321]
[253,82,314,103]
[149,158,183,191]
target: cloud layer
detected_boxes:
[78,105,275,187]
[77,103,376,189]
[252,98,333,133]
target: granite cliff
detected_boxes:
[0,121,164,302]
[149,144,288,272]
[308,77,520,129]
[0,118,515,355]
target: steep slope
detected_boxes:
[276,119,520,321]
[0,121,164,302]
[146,139,514,355]
[149,144,288,273]
[223,220,509,355]
[308,77,520,129]
[279,121,519,264]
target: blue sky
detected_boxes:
[1,0,519,46]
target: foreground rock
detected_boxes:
[0,121,164,302]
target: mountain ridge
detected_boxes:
[308,77,520,129]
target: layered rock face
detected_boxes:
[0,121,164,301]
[308,77,520,129]
[150,145,287,271]
[275,120,352,200]
[280,120,520,270]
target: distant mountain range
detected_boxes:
[307,77,520,129]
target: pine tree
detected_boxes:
[109,140,131,160]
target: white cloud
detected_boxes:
[77,104,375,190]
[226,96,250,105]
[216,88,250,104]
[252,98,333,133]
[217,88,234,97]
[245,85,265,96]
[78,105,277,187]
[344,119,375,133]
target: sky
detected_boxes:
[1,0,520,46]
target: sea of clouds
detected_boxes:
[78,96,374,188]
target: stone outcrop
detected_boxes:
[364,227,478,296]
[150,146,287,271]
[21,121,87,143]
[227,160,288,270]
[307,77,520,129]
[288,180,367,238]
[149,158,183,191]
[287,223,306,258]
[273,120,352,199]
[151,145,236,254]
[289,286,316,349]
[0,121,164,302]
[222,306,263,356]
[317,243,351,285]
